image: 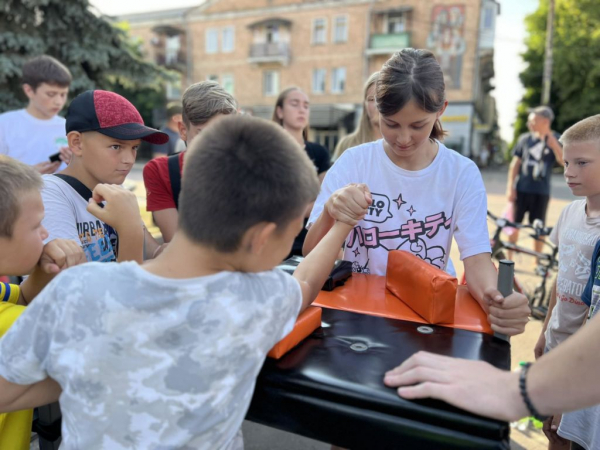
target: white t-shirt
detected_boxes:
[0,109,67,169]
[544,200,600,350]
[308,140,491,275]
[0,262,302,450]
[41,175,118,262]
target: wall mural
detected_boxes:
[427,5,466,89]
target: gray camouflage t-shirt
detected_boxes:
[0,262,302,449]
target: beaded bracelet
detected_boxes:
[519,362,549,421]
[0,282,20,304]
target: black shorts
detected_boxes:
[514,192,550,225]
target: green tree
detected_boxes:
[0,0,169,125]
[513,0,600,145]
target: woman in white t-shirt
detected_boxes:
[304,48,530,336]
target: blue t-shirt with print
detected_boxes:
[513,132,560,196]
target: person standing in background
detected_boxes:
[333,72,382,161]
[272,87,331,257]
[0,55,72,174]
[150,103,185,158]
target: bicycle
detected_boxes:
[486,210,559,320]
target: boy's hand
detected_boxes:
[325,183,372,226]
[39,239,86,274]
[33,161,61,174]
[59,146,72,165]
[534,331,546,360]
[87,184,142,233]
[543,415,567,445]
[485,288,530,336]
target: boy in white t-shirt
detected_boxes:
[0,115,360,449]
[530,115,600,450]
[0,55,72,174]
[305,48,530,336]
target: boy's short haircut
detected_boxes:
[22,55,72,90]
[166,103,183,119]
[181,81,238,127]
[560,115,600,146]
[179,115,320,252]
[0,155,43,237]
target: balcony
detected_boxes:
[366,32,411,56]
[248,43,290,65]
[155,51,187,70]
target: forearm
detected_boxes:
[143,227,160,260]
[541,280,557,332]
[547,137,564,166]
[0,378,61,413]
[302,209,335,256]
[152,209,178,243]
[295,221,352,310]
[116,228,144,264]
[506,159,520,193]
[18,269,55,306]
[463,254,497,312]
[528,313,600,416]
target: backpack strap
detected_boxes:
[53,174,94,202]
[168,154,182,210]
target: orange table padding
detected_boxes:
[386,251,457,325]
[314,275,493,335]
[268,306,322,359]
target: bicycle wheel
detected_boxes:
[530,284,548,320]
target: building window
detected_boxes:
[333,16,348,43]
[331,67,346,94]
[312,69,326,94]
[483,6,495,29]
[165,35,181,65]
[387,12,406,34]
[206,28,219,54]
[207,74,219,82]
[166,79,182,100]
[263,70,280,96]
[222,74,234,95]
[266,24,280,43]
[312,18,327,45]
[222,26,235,52]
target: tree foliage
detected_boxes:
[514,0,600,144]
[0,0,169,126]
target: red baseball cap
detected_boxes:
[66,90,169,144]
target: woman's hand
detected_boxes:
[325,183,372,226]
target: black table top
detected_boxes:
[247,308,511,450]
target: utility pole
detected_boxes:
[541,0,555,105]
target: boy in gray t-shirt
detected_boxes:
[0,116,370,449]
[532,115,600,448]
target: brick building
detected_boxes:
[118,0,500,156]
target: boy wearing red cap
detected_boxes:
[42,90,169,263]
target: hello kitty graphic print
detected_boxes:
[308,140,491,276]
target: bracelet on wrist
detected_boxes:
[519,362,549,421]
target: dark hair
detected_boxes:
[271,87,309,142]
[181,81,237,127]
[166,103,183,119]
[377,48,446,140]
[179,115,320,252]
[0,155,43,237]
[22,55,72,90]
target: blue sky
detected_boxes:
[91,0,541,142]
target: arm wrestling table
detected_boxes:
[246,275,511,450]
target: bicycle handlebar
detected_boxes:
[487,210,553,238]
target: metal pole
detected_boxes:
[541,0,555,106]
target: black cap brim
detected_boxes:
[97,123,170,145]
